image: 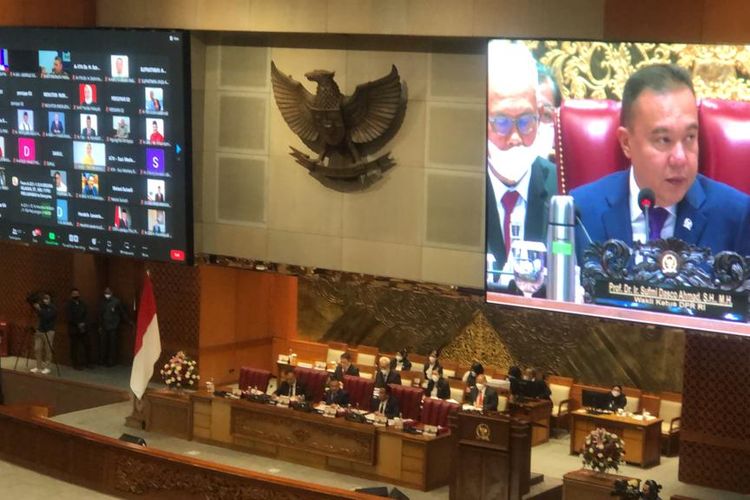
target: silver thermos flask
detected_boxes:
[546,195,576,302]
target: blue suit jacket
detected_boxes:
[571,170,750,263]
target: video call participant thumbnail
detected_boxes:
[111,55,129,79]
[79,84,97,106]
[81,173,100,197]
[80,114,97,138]
[18,110,34,133]
[52,170,67,193]
[145,87,163,112]
[148,119,164,143]
[112,116,130,139]
[485,41,557,290]
[48,112,65,135]
[572,64,750,262]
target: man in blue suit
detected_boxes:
[572,64,750,263]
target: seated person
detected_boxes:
[466,375,499,411]
[572,64,750,263]
[273,367,308,400]
[462,361,485,388]
[391,349,412,372]
[323,378,349,407]
[371,385,400,419]
[520,368,551,400]
[332,352,359,381]
[424,367,451,400]
[374,356,402,388]
[605,385,627,412]
[423,350,442,379]
[507,365,522,396]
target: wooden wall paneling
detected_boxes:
[604,0,705,42]
[679,332,750,494]
[701,0,750,43]
[0,0,95,26]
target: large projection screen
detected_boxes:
[485,39,750,336]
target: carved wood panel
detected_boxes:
[231,403,376,464]
[679,332,750,494]
[297,272,685,393]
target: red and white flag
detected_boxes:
[130,272,161,400]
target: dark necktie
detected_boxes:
[501,190,520,256]
[649,207,669,241]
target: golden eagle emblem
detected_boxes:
[271,61,407,188]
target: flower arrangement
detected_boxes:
[160,351,200,389]
[581,427,625,473]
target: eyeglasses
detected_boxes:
[488,113,538,137]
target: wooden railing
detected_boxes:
[0,406,380,499]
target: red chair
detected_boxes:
[556,98,750,195]
[343,374,375,410]
[293,366,329,403]
[420,397,459,427]
[698,98,750,194]
[238,367,273,392]
[388,384,423,421]
[555,99,628,193]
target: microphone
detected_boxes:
[638,188,656,242]
[574,207,593,247]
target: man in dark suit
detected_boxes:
[323,378,349,406]
[371,385,399,419]
[466,375,499,411]
[572,63,750,263]
[485,41,557,291]
[374,356,401,388]
[274,366,308,400]
[424,367,451,400]
[81,115,96,138]
[332,352,359,381]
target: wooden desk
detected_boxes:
[510,399,552,447]
[570,410,661,467]
[144,389,192,439]
[563,469,639,500]
[187,392,452,491]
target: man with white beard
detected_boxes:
[486,41,557,292]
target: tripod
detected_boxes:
[14,306,61,377]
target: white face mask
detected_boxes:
[429,356,436,364]
[487,139,537,185]
[431,374,439,382]
[396,355,402,361]
[476,383,485,391]
[612,390,621,398]
[104,294,112,299]
[470,371,476,377]
[534,122,555,160]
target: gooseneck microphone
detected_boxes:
[574,207,594,247]
[637,188,656,242]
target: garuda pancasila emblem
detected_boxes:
[271,61,407,189]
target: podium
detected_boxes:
[450,411,532,500]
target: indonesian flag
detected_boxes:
[130,272,161,400]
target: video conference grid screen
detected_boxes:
[0,28,191,263]
[485,39,750,333]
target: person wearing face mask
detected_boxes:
[66,288,91,370]
[605,384,627,412]
[424,367,451,400]
[391,349,412,372]
[462,362,485,389]
[467,374,499,411]
[423,350,442,379]
[371,385,400,419]
[485,41,558,292]
[31,293,57,374]
[98,287,131,367]
[507,365,523,397]
[374,356,402,388]
[333,352,359,381]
